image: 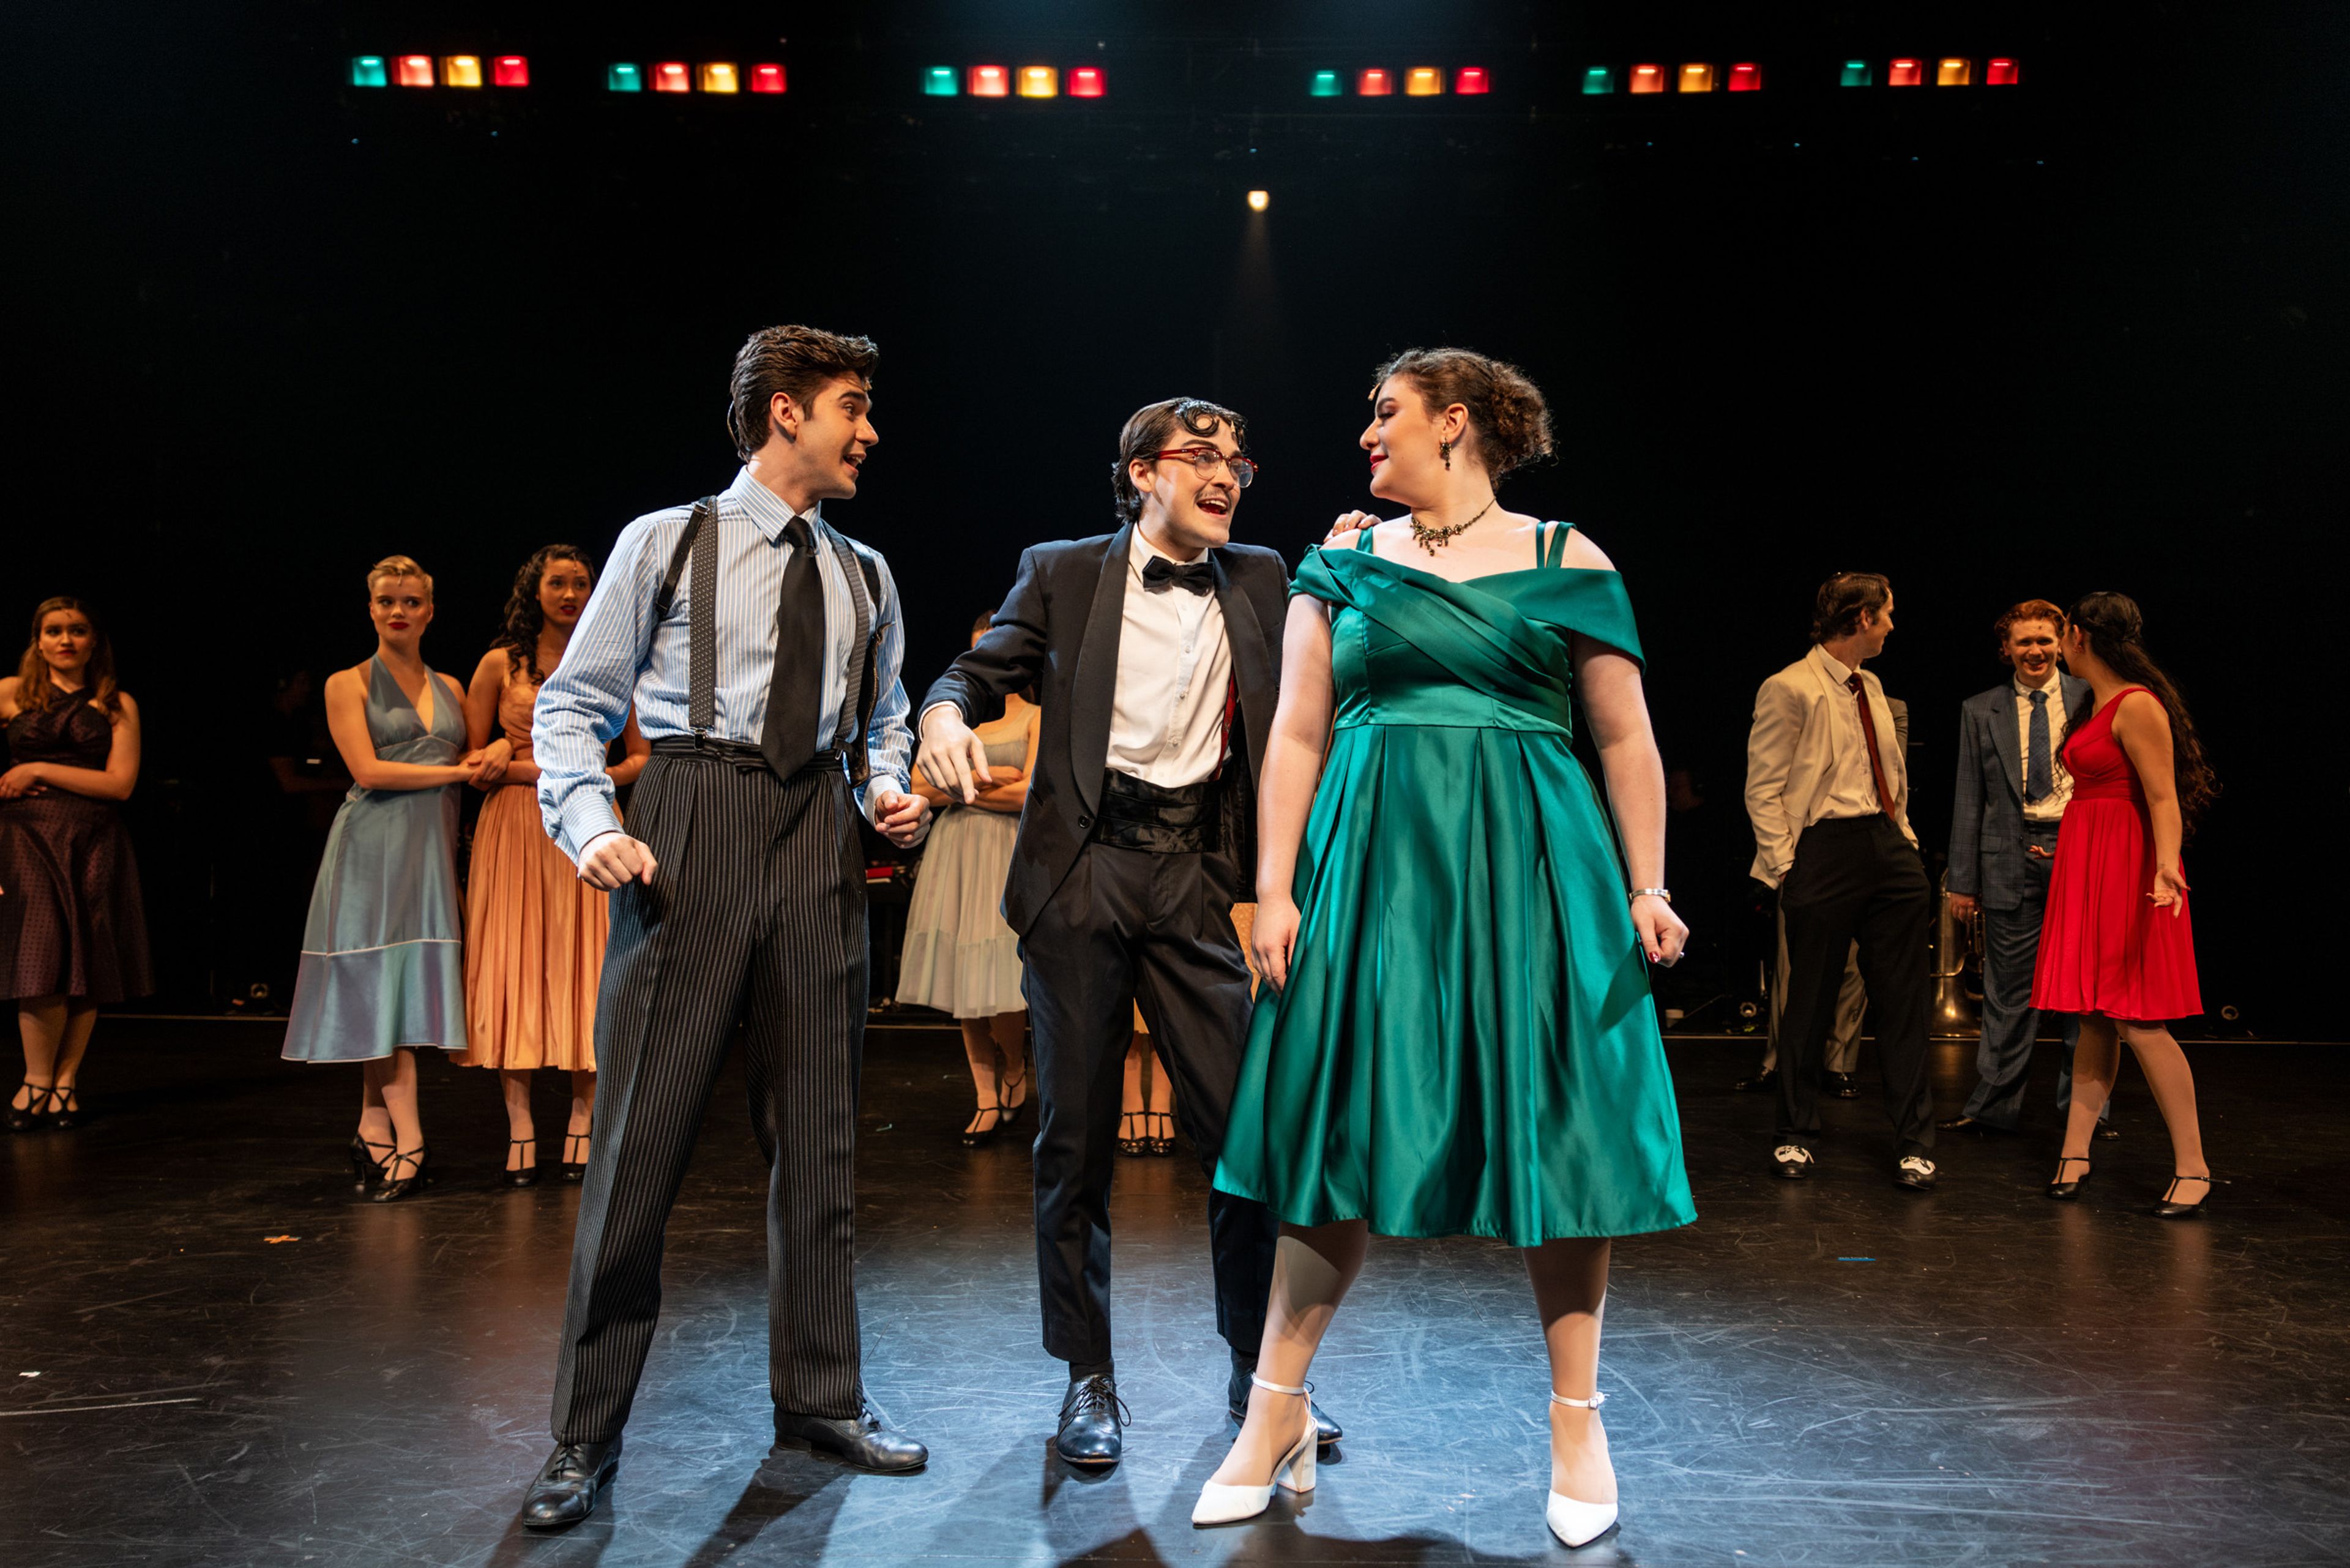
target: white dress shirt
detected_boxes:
[2013,673,2073,823]
[1106,529,1231,788]
[1812,646,1886,818]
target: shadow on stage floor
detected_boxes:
[3,1021,2346,1567]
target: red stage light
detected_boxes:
[395,55,435,88]
[1986,58,2021,86]
[653,61,690,93]
[969,64,1009,97]
[1358,69,1392,96]
[1454,67,1490,95]
[1728,62,1762,92]
[493,56,528,88]
[1070,65,1105,98]
[750,63,786,94]
[1628,64,1665,95]
[1888,58,1923,87]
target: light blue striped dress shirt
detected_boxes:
[534,468,914,861]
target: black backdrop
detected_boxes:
[9,2,2344,1033]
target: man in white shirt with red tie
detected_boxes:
[1744,572,1938,1190]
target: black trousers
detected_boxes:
[1020,840,1278,1367]
[1775,816,1937,1156]
[1962,821,2091,1129]
[550,755,868,1444]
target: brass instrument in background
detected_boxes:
[1930,868,1983,1038]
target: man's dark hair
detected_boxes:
[1110,397,1248,525]
[1810,572,1893,643]
[727,325,879,458]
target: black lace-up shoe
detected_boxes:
[519,1438,621,1531]
[1056,1373,1127,1468]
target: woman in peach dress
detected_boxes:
[460,545,647,1185]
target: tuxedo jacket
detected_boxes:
[922,523,1289,938]
[1744,646,1917,887]
[1945,673,2094,910]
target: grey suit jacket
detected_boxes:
[1945,673,2094,910]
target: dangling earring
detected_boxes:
[1439,438,1452,470]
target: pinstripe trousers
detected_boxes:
[550,753,868,1444]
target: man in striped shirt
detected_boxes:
[520,326,930,1530]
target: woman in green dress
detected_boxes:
[1198,349,1695,1548]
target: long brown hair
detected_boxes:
[2067,591,2218,835]
[494,545,592,685]
[14,596,122,718]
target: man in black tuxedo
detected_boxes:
[918,397,1337,1469]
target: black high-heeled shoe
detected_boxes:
[1116,1111,1147,1157]
[1145,1111,1177,1157]
[371,1147,431,1203]
[348,1132,395,1189]
[2046,1155,2093,1200]
[504,1137,540,1189]
[999,1061,1030,1126]
[48,1086,84,1130]
[7,1082,56,1134]
[2152,1173,2213,1219]
[961,1105,1007,1148]
[561,1131,590,1182]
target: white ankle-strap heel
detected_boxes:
[1192,1375,1317,1526]
[1545,1391,1619,1548]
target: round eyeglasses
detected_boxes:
[1151,447,1259,488]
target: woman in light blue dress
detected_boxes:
[283,555,477,1201]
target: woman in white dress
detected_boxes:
[903,613,1039,1143]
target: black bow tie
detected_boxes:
[1143,556,1215,595]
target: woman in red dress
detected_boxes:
[2032,592,2217,1217]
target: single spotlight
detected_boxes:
[1246,190,1270,212]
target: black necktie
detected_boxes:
[2025,688,2052,802]
[1143,556,1215,595]
[759,517,827,778]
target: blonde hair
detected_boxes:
[366,554,434,601]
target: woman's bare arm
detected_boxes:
[2111,690,2189,913]
[1250,593,1339,988]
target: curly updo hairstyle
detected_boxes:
[494,545,594,686]
[1110,397,1249,525]
[1371,347,1555,480]
[2065,591,2220,836]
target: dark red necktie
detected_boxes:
[1846,673,1897,822]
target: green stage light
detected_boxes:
[1841,61,1872,87]
[351,56,387,88]
[608,63,641,92]
[1310,70,1341,97]
[923,66,958,96]
[1582,65,1614,95]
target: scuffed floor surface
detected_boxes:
[2,1021,2344,1567]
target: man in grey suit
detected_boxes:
[1940,600,2105,1135]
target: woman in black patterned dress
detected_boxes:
[0,597,151,1130]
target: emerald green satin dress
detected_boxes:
[1214,525,1696,1244]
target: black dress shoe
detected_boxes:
[1772,1143,1815,1179]
[1734,1067,1778,1094]
[2046,1155,2092,1200]
[47,1088,84,1129]
[1226,1362,1342,1446]
[1937,1115,2010,1135]
[2152,1173,2214,1219]
[1054,1374,1127,1468]
[1893,1155,1938,1191]
[775,1404,927,1472]
[519,1438,621,1531]
[1825,1072,1860,1100]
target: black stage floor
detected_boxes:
[3,1021,2346,1567]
